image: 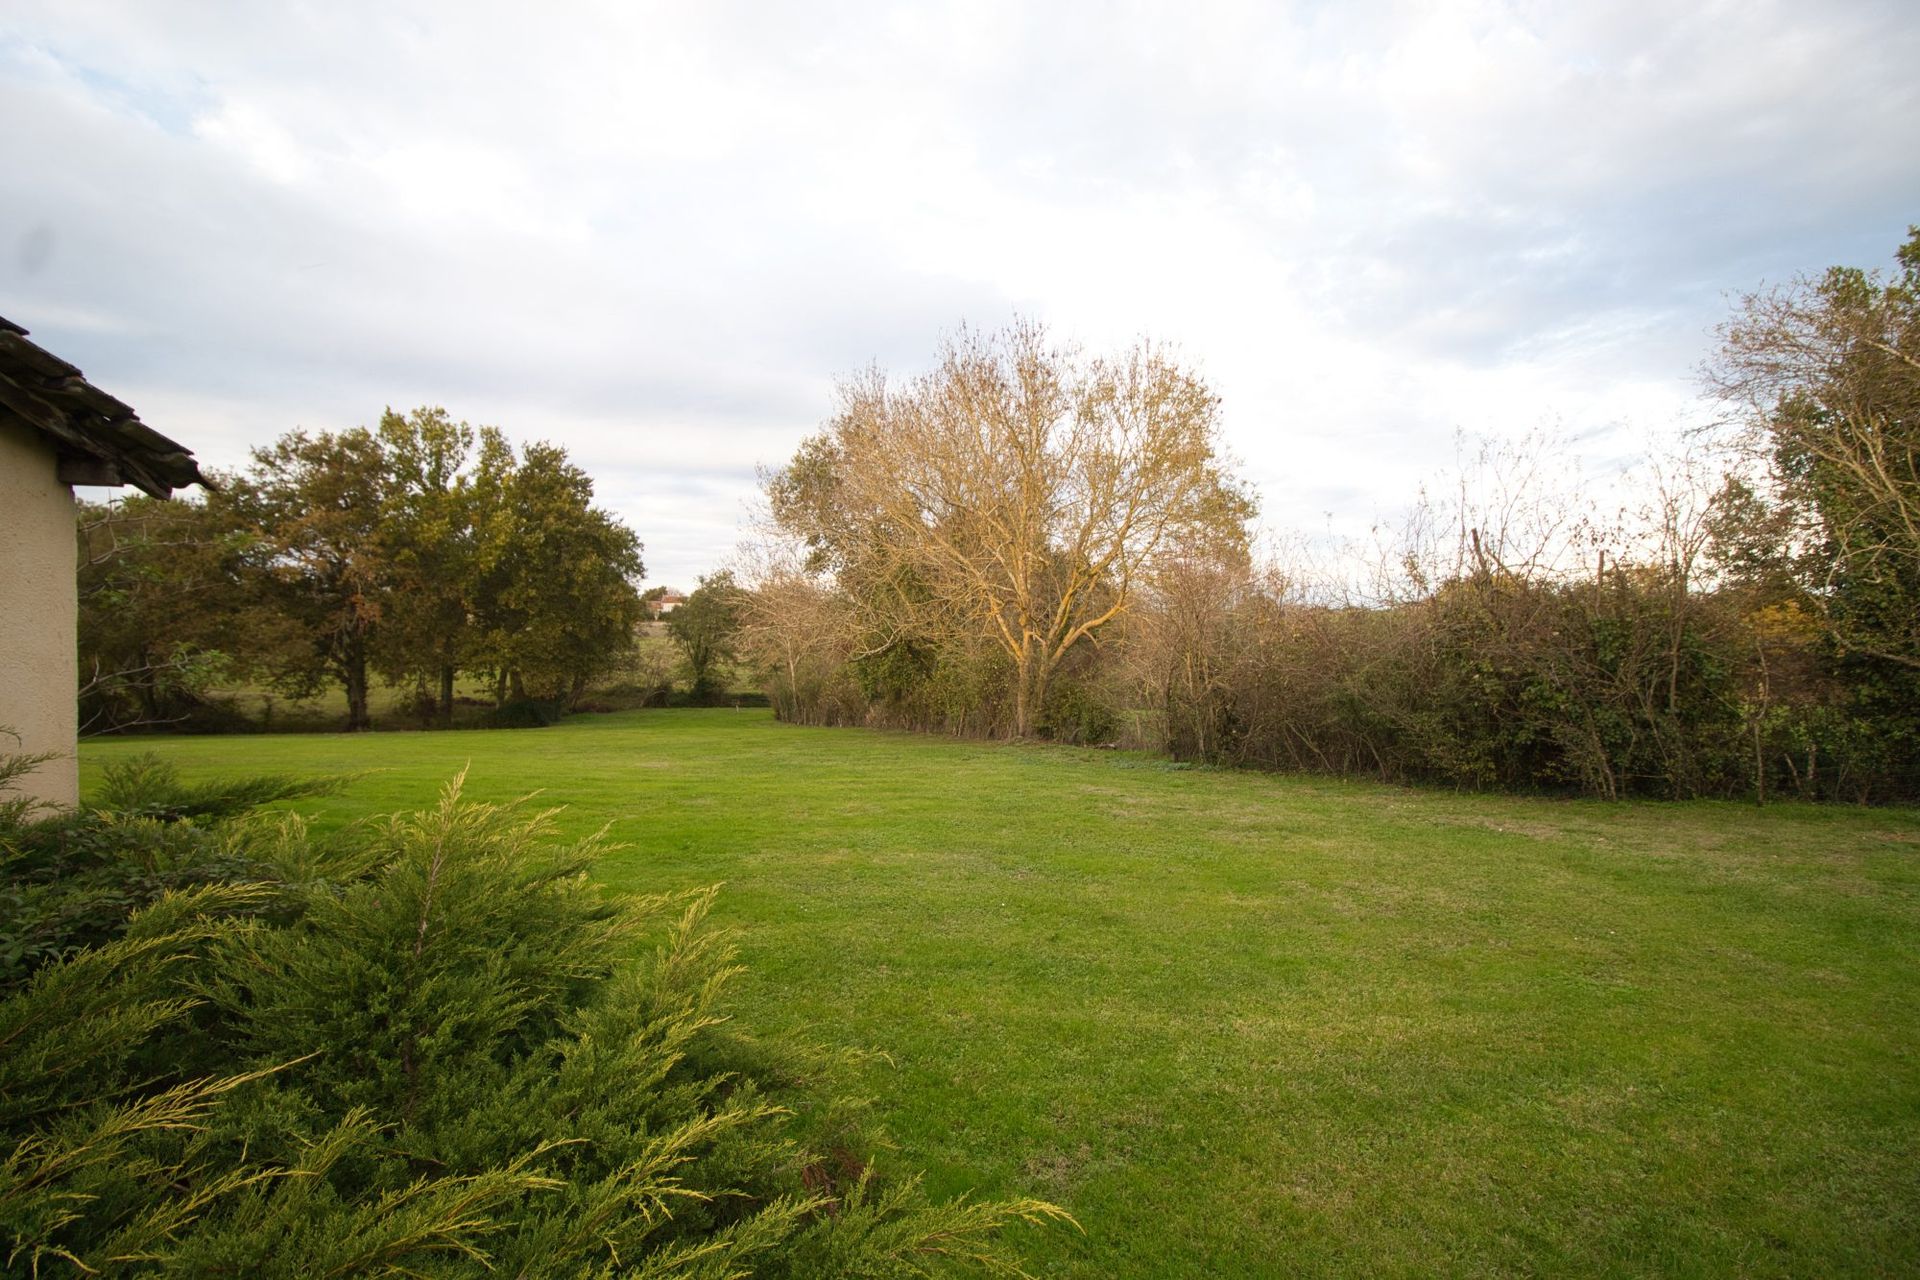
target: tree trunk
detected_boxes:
[344,656,371,732]
[438,662,456,728]
[509,668,527,701]
[1030,658,1051,740]
[493,667,509,706]
[1012,651,1032,738]
[136,647,162,724]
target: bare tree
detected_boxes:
[734,538,865,725]
[767,319,1252,737]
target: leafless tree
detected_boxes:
[766,319,1252,736]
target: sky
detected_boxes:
[4,1,1916,589]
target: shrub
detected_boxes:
[1039,677,1119,746]
[0,755,347,988]
[479,697,565,729]
[1,759,1068,1276]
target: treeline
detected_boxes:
[738,231,1920,802]
[79,408,644,733]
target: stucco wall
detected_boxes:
[0,419,79,809]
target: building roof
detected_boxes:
[0,315,208,499]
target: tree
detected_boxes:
[736,540,865,724]
[470,438,645,706]
[1712,226,1920,672]
[74,493,239,733]
[767,319,1253,737]
[72,413,647,734]
[237,428,391,731]
[375,407,477,726]
[1711,228,1920,796]
[668,571,745,699]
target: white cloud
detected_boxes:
[2,0,1915,588]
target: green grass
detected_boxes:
[81,710,1920,1277]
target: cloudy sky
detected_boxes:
[4,1,1915,587]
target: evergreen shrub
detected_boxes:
[1,759,1067,1276]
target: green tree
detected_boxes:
[668,570,746,699]
[74,414,649,735]
[74,492,252,733]
[238,428,391,731]
[1714,227,1920,793]
[375,407,477,726]
[471,439,645,706]
[1715,225,1920,671]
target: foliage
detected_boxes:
[1,757,1066,1276]
[374,408,480,727]
[470,439,647,708]
[235,426,393,732]
[1713,227,1920,664]
[478,697,566,729]
[745,253,1920,801]
[74,492,290,736]
[0,755,346,988]
[77,410,646,734]
[669,571,748,701]
[1117,434,1916,801]
[1035,674,1118,747]
[1709,225,1920,796]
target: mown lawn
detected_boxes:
[82,710,1920,1277]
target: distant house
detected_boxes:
[653,589,688,617]
[0,316,207,808]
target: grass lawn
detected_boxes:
[81,710,1920,1277]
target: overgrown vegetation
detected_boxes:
[1,754,345,984]
[742,231,1920,801]
[68,231,1920,797]
[1,755,1064,1275]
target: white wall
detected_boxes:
[0,420,79,808]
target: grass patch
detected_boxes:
[81,710,1920,1276]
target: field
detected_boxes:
[81,710,1920,1277]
